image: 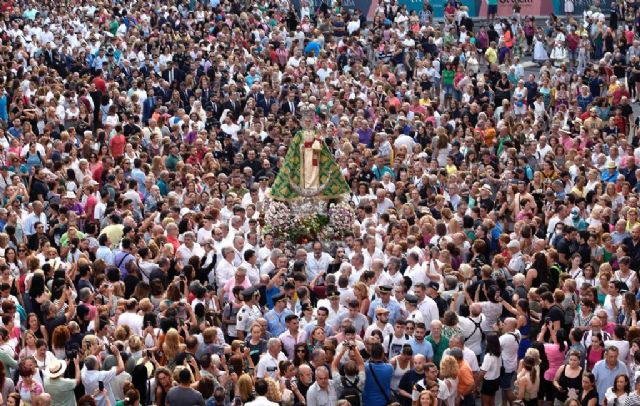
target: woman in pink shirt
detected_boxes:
[537,323,568,403]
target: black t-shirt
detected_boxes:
[556,237,571,261]
[29,178,49,202]
[548,304,564,324]
[44,315,66,343]
[613,59,627,78]
[398,370,425,406]
[633,61,640,80]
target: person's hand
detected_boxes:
[188,357,198,368]
[110,344,120,355]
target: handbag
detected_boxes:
[368,363,395,405]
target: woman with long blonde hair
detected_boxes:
[265,378,283,403]
[81,335,102,362]
[161,328,184,367]
[439,355,459,406]
[236,373,255,403]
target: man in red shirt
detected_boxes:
[92,156,113,185]
[109,125,126,159]
[93,70,106,94]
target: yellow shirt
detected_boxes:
[485,48,498,65]
[608,83,619,103]
[445,164,458,175]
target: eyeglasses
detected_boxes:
[296,349,306,353]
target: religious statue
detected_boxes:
[300,129,323,190]
[270,104,350,201]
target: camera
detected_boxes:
[544,317,551,325]
[66,348,78,360]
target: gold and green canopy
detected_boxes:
[270,130,350,201]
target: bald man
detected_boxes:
[443,334,479,373]
[397,353,426,403]
[458,303,484,360]
[499,318,521,406]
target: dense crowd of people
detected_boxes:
[0,0,640,405]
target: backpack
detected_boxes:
[464,316,485,342]
[339,375,362,406]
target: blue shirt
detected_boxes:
[131,168,147,195]
[0,95,7,121]
[264,308,293,337]
[592,359,628,403]
[368,299,402,325]
[304,42,321,56]
[362,362,393,406]
[113,250,135,279]
[407,338,434,360]
[264,285,281,309]
[601,169,619,183]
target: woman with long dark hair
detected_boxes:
[537,325,568,405]
[479,333,501,406]
[586,332,606,371]
[525,251,551,289]
[580,372,598,406]
[292,343,310,368]
[27,271,47,322]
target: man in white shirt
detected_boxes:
[506,241,525,281]
[306,241,332,282]
[240,249,260,286]
[378,257,404,287]
[245,379,279,406]
[256,338,288,379]
[499,318,521,405]
[81,351,124,406]
[210,247,236,291]
[176,231,204,266]
[257,233,274,267]
[443,334,480,372]
[196,216,215,244]
[23,201,48,235]
[457,303,485,359]
[117,299,143,336]
[406,252,427,286]
[414,283,439,333]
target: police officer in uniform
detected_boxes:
[236,286,262,340]
[368,284,402,325]
[264,293,292,337]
